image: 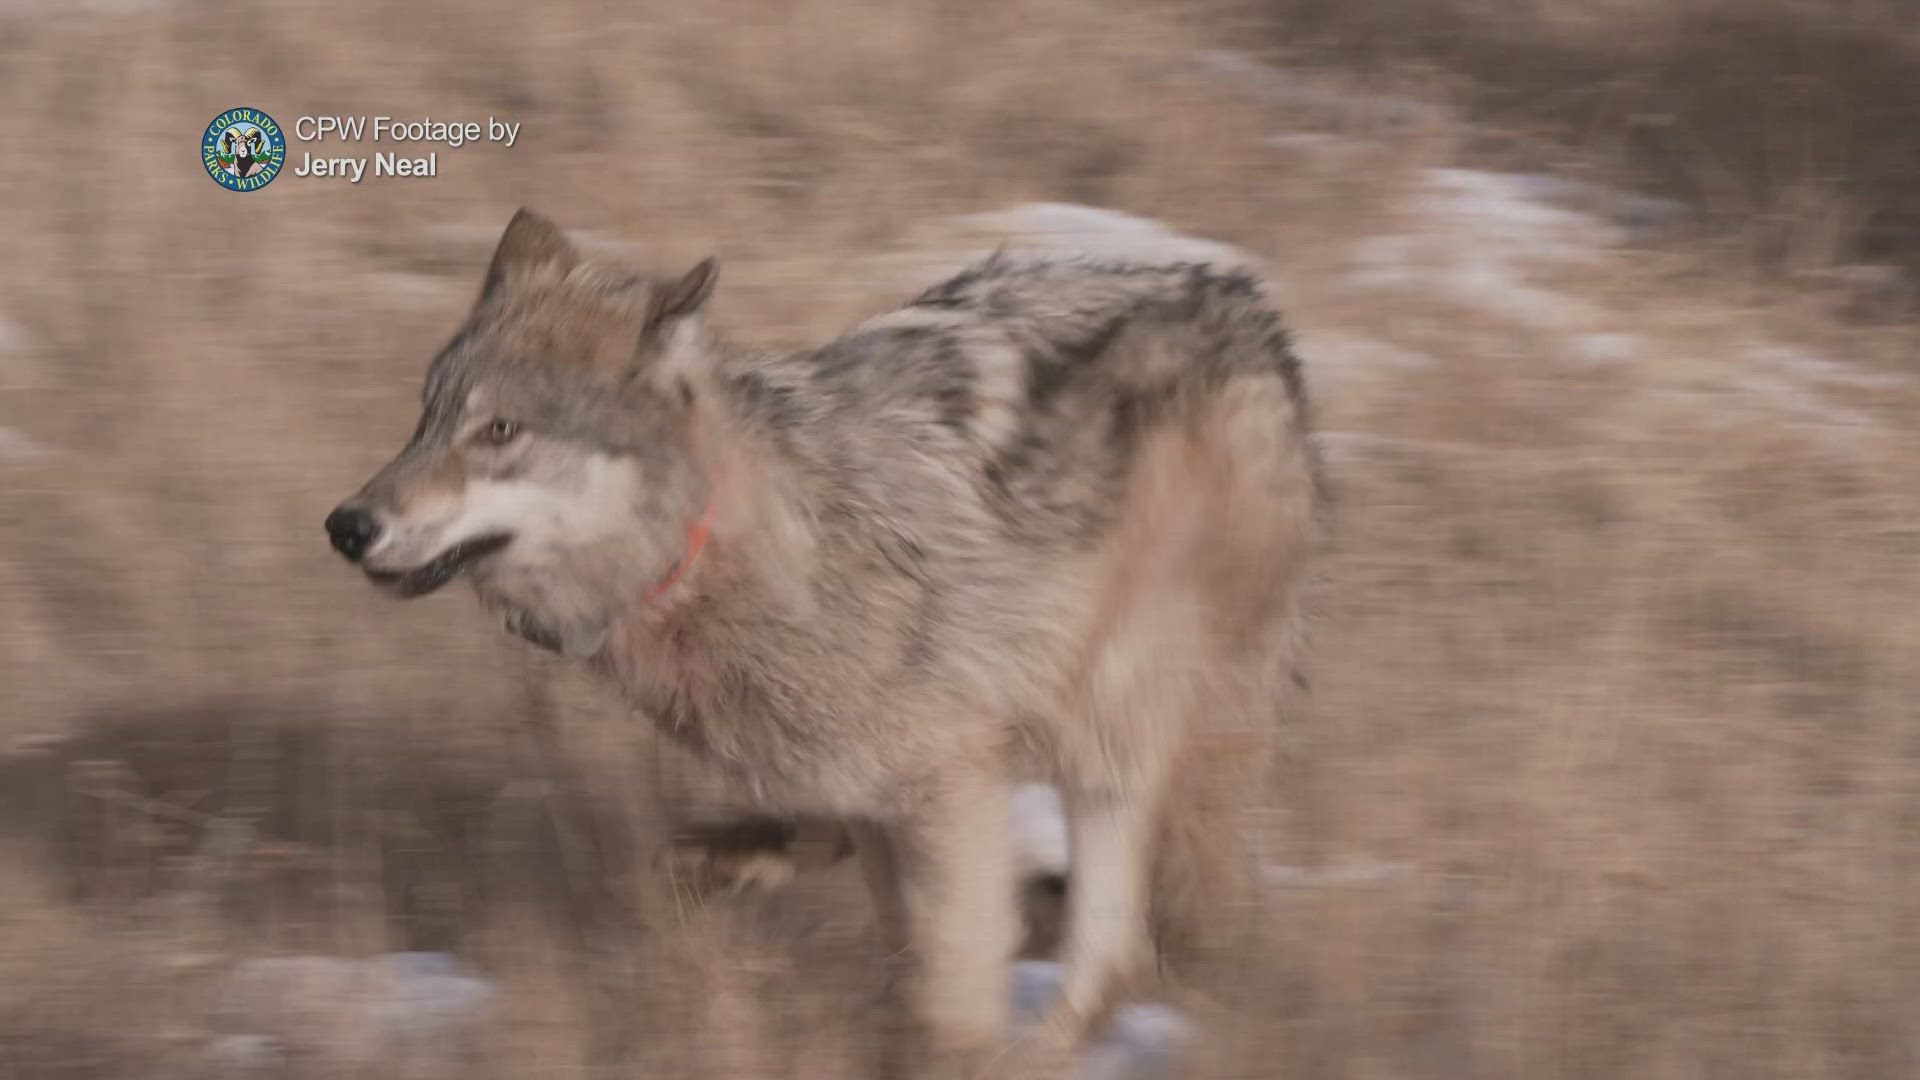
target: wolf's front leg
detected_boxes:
[891,766,1021,1080]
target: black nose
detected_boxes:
[325,505,380,562]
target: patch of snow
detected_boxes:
[1011,960,1063,1024]
[1419,167,1691,251]
[1081,1005,1195,1080]
[1418,168,1611,255]
[1501,172,1692,241]
[1348,171,1898,440]
[1347,239,1599,330]
[209,952,495,1074]
[1197,52,1693,249]
[1349,169,1636,330]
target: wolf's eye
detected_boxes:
[481,418,522,446]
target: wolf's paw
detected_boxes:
[1008,961,1195,1080]
[659,816,855,898]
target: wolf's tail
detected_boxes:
[1144,276,1321,978]
[1146,657,1305,977]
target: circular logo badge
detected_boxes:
[202,108,285,192]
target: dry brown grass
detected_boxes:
[2,0,1918,1077]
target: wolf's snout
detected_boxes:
[324,505,381,562]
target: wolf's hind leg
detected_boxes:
[994,762,1173,1080]
[891,766,1021,1079]
[1055,777,1165,1025]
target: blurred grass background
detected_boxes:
[1,0,1917,1077]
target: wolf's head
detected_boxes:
[325,209,723,657]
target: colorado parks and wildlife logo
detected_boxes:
[202,108,285,191]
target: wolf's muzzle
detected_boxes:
[324,504,381,563]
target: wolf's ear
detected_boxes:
[481,208,577,301]
[646,257,719,329]
[635,257,720,390]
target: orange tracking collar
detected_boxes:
[643,483,720,605]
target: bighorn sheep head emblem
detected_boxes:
[220,126,267,174]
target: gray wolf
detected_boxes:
[326,209,1321,1077]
